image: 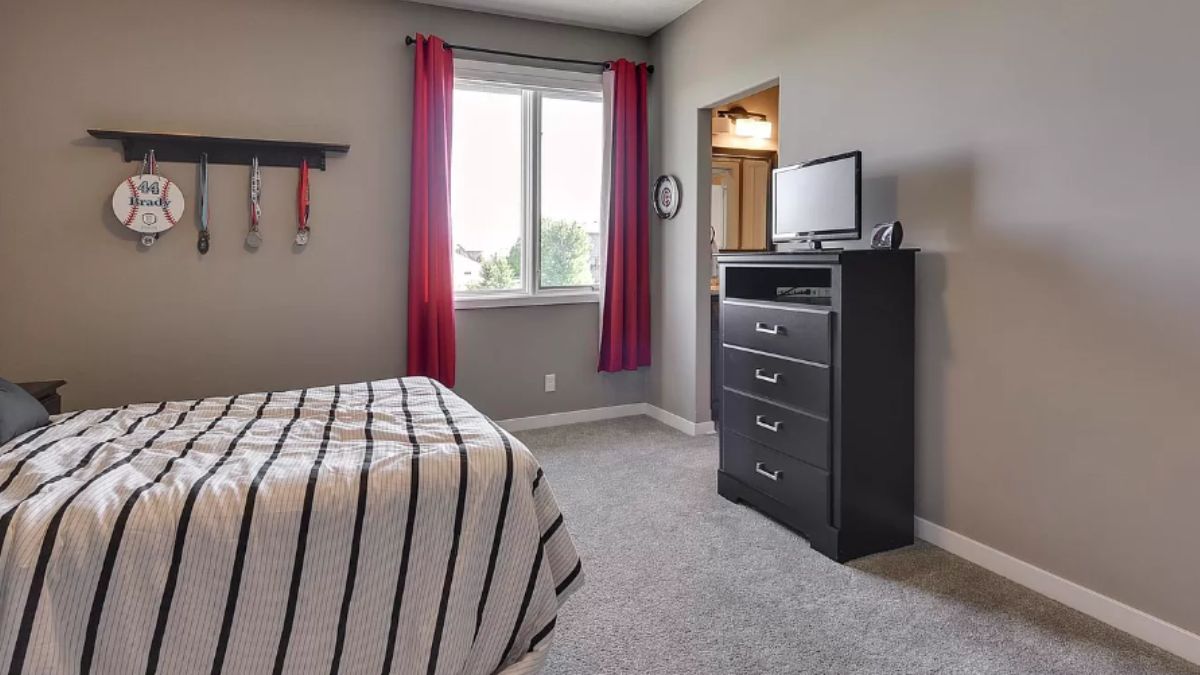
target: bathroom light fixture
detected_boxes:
[734,117,772,139]
[717,105,773,139]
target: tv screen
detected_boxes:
[772,151,861,245]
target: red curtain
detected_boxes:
[406,34,456,386]
[598,59,652,372]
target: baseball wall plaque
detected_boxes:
[112,174,185,236]
[653,175,680,220]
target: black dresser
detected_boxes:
[716,250,915,562]
[17,380,66,415]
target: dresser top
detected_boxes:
[716,249,918,265]
[17,380,66,400]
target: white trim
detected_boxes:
[496,402,716,436]
[597,67,615,349]
[455,57,602,93]
[455,291,599,310]
[497,403,645,431]
[916,517,1200,666]
[643,404,716,436]
[452,61,604,308]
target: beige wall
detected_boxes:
[653,0,1200,635]
[0,0,646,417]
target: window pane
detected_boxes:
[540,95,603,289]
[452,87,523,293]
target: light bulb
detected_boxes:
[734,118,772,139]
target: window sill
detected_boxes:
[455,291,600,310]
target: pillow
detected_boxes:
[0,378,50,446]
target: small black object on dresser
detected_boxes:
[716,250,915,563]
[871,221,904,250]
[17,380,67,415]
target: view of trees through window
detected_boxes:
[459,218,596,291]
[451,77,602,295]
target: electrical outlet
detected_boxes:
[544,373,556,393]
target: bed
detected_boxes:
[0,377,581,675]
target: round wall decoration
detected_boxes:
[653,175,681,219]
[112,174,185,235]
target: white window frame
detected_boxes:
[452,59,604,310]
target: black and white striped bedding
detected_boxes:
[0,377,581,674]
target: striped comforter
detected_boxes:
[0,378,581,675]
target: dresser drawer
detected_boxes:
[722,302,832,364]
[723,346,830,416]
[722,430,830,530]
[722,390,829,470]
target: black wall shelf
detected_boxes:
[87,129,350,170]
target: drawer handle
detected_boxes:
[753,368,781,384]
[754,322,784,336]
[755,415,782,432]
[755,462,782,481]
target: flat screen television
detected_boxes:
[772,150,861,248]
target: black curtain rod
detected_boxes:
[404,35,654,73]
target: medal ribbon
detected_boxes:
[249,156,262,229]
[200,153,209,233]
[141,150,157,176]
[139,150,160,247]
[297,159,310,233]
[198,153,210,253]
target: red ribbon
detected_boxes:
[298,159,310,231]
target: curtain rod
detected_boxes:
[404,35,654,74]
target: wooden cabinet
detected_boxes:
[711,154,772,250]
[740,158,771,249]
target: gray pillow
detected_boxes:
[0,378,50,446]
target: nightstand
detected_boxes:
[18,380,67,415]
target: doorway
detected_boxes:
[704,82,780,427]
[709,85,779,268]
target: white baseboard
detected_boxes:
[916,517,1200,666]
[643,404,716,436]
[497,403,715,436]
[496,403,646,432]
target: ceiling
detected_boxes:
[408,0,702,36]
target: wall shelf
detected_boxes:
[87,129,350,170]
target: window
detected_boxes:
[451,60,604,307]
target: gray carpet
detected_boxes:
[515,417,1198,675]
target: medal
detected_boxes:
[140,154,157,248]
[295,158,311,246]
[246,156,262,248]
[198,153,210,254]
